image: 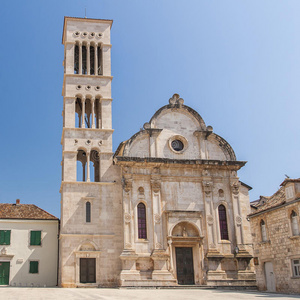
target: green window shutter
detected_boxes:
[29,261,39,274]
[4,231,10,245]
[0,231,4,245]
[30,231,41,245]
[0,230,11,245]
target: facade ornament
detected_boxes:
[202,181,213,195]
[155,242,163,249]
[122,178,132,193]
[154,214,161,224]
[125,243,132,249]
[143,122,151,129]
[207,215,214,225]
[151,179,161,193]
[209,243,216,249]
[169,93,184,108]
[124,213,131,223]
[152,167,160,174]
[202,169,210,176]
[182,227,188,237]
[231,181,240,195]
[1,247,7,255]
[235,215,242,225]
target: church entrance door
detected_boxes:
[175,247,194,285]
[80,258,96,283]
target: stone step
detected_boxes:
[122,285,258,290]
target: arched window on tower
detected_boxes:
[75,97,82,128]
[84,98,92,128]
[86,202,91,223]
[90,150,100,182]
[137,203,147,239]
[90,45,95,75]
[82,44,87,74]
[95,97,101,129]
[77,150,87,182]
[74,44,79,74]
[218,204,229,240]
[291,211,299,236]
[260,220,267,242]
[97,46,103,75]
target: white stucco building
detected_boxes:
[59,16,255,288]
[0,200,59,286]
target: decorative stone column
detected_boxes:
[150,169,174,282]
[202,178,217,251]
[81,97,85,128]
[86,152,90,182]
[91,97,95,129]
[120,169,139,285]
[151,175,163,251]
[230,179,243,246]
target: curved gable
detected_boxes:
[115,94,237,162]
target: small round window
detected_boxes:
[171,139,184,152]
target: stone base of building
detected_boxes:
[120,279,177,287]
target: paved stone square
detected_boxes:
[0,288,298,300]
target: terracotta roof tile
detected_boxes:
[0,204,58,220]
[249,187,286,215]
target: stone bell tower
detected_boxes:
[59,17,123,287]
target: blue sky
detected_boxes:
[0,0,299,217]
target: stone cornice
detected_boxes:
[115,156,246,169]
[60,181,116,193]
[61,127,114,144]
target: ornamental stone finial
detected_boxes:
[169,94,184,107]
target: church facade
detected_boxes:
[59,17,255,287]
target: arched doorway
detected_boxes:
[169,222,202,285]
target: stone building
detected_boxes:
[0,200,59,286]
[249,178,300,294]
[59,16,255,287]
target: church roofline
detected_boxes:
[149,103,207,130]
[62,16,113,44]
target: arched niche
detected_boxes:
[172,222,200,238]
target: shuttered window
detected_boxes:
[30,231,41,246]
[29,261,39,274]
[0,230,11,245]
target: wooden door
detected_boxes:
[80,258,96,283]
[265,261,276,292]
[175,247,194,285]
[0,262,10,285]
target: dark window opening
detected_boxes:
[74,44,79,74]
[90,46,95,75]
[82,45,87,74]
[86,202,91,223]
[171,139,184,151]
[218,205,229,240]
[138,203,147,239]
[29,261,39,274]
[97,46,102,75]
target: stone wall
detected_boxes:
[250,201,300,293]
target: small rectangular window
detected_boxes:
[292,259,300,277]
[30,231,41,246]
[29,261,39,274]
[0,230,11,245]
